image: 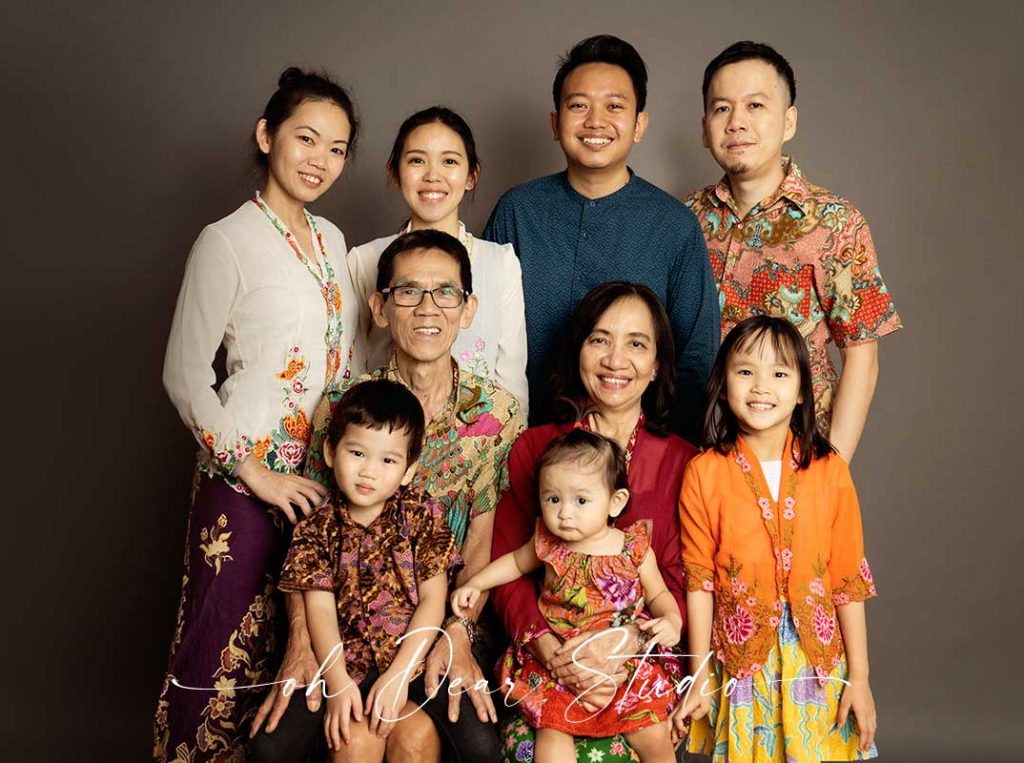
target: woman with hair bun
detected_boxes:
[154,67,363,761]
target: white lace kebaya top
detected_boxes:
[163,196,363,489]
[347,222,529,414]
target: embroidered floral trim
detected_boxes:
[684,562,715,593]
[832,556,878,604]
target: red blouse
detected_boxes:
[491,422,697,641]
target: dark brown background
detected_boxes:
[2,1,1020,760]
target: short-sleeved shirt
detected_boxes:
[483,170,719,439]
[305,355,524,548]
[686,158,902,432]
[278,488,459,684]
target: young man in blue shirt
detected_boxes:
[484,34,718,439]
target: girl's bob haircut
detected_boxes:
[703,315,833,469]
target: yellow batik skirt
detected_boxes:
[685,603,878,763]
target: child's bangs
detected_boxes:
[733,322,802,369]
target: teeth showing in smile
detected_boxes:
[747,402,775,411]
[599,376,629,387]
[414,327,441,335]
[299,173,322,185]
[582,137,611,145]
[419,191,446,200]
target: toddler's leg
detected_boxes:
[534,728,576,763]
[624,722,675,763]
[327,718,386,763]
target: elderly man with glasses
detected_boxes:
[251,229,523,763]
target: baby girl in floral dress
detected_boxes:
[452,429,682,763]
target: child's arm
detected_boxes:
[836,602,877,753]
[450,536,541,617]
[670,589,713,745]
[303,590,363,750]
[365,571,448,737]
[635,548,683,648]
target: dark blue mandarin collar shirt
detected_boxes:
[483,170,719,440]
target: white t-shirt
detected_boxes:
[760,459,783,501]
[347,222,529,413]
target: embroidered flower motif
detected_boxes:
[859,558,874,583]
[277,441,306,467]
[783,507,795,520]
[702,579,714,592]
[809,578,825,597]
[812,604,835,644]
[735,453,752,472]
[730,576,748,595]
[783,496,796,509]
[757,497,771,510]
[724,606,756,645]
[769,616,780,628]
[781,548,793,572]
[834,592,850,606]
[746,596,758,607]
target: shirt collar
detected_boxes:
[384,352,462,429]
[711,156,809,215]
[559,167,637,205]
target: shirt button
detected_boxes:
[582,232,588,239]
[589,201,595,207]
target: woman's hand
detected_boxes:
[423,622,497,724]
[237,458,327,524]
[323,672,363,750]
[837,675,877,753]
[249,635,322,737]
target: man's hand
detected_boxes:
[249,639,322,737]
[548,626,635,713]
[423,624,497,723]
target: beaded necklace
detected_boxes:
[252,192,345,385]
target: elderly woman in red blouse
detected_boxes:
[490,281,699,762]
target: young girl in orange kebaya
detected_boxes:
[672,316,879,762]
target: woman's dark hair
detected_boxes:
[375,229,472,295]
[552,35,648,111]
[252,67,360,173]
[701,41,796,108]
[538,429,629,523]
[550,282,675,436]
[327,379,425,465]
[385,106,481,185]
[703,316,832,469]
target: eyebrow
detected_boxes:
[709,92,770,104]
[344,440,405,458]
[404,148,465,156]
[589,328,653,341]
[390,278,460,288]
[295,124,349,144]
[564,91,631,100]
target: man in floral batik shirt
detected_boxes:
[688,41,901,460]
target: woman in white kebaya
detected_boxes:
[347,106,529,413]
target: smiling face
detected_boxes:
[256,98,352,207]
[724,334,803,453]
[539,461,628,544]
[702,58,797,182]
[394,122,476,234]
[551,62,648,179]
[579,296,659,417]
[370,247,478,366]
[325,423,413,512]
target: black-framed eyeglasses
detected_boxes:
[381,285,469,308]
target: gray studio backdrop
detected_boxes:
[2,1,1021,760]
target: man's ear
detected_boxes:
[609,488,630,518]
[323,439,336,469]
[632,111,649,144]
[460,293,478,330]
[701,114,710,149]
[783,104,798,142]
[549,110,560,141]
[369,292,390,329]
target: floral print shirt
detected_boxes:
[305,355,524,548]
[163,199,361,491]
[686,159,902,432]
[278,487,459,684]
[679,433,877,685]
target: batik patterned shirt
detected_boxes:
[306,355,524,548]
[278,488,459,684]
[686,159,902,431]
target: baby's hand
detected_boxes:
[638,616,681,649]
[450,585,481,617]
